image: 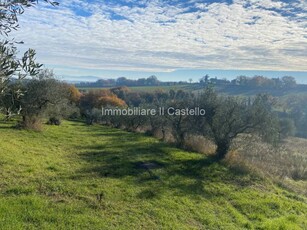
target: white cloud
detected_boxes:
[11,0,307,76]
[234,0,287,9]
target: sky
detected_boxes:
[12,0,307,83]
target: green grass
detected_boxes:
[0,120,306,229]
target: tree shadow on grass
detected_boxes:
[0,119,17,129]
[0,126,13,130]
[75,129,256,200]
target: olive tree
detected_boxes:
[0,0,57,114]
[1,0,58,36]
[19,78,74,129]
[195,89,280,160]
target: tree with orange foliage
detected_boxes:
[79,89,127,125]
[67,85,81,105]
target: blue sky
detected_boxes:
[13,0,307,82]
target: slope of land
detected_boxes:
[0,120,306,229]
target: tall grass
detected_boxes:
[228,135,307,195]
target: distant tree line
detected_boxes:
[76,75,299,89]
[200,75,297,89]
[76,75,188,88]
[231,76,297,89]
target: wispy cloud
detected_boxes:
[12,0,307,76]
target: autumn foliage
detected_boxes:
[67,85,82,104]
[80,89,127,110]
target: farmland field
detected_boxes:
[77,84,307,98]
[0,120,306,229]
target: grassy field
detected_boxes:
[0,120,307,229]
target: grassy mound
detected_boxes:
[0,120,306,229]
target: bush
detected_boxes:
[85,108,102,125]
[47,117,61,126]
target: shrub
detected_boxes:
[47,117,61,126]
